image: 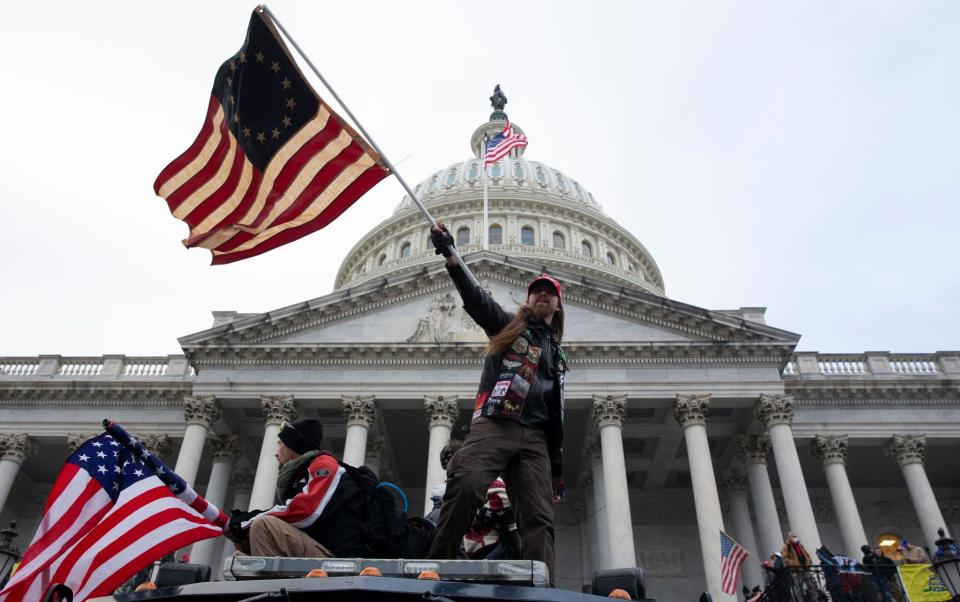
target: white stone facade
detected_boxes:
[1,116,958,601]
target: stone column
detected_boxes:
[674,394,734,602]
[218,469,253,577]
[190,434,239,568]
[738,435,783,558]
[814,435,868,557]
[719,471,765,591]
[341,395,376,467]
[886,435,948,551]
[756,394,821,553]
[249,396,297,511]
[174,395,221,487]
[586,438,611,570]
[0,435,35,514]
[592,395,636,568]
[423,395,459,515]
[365,435,386,478]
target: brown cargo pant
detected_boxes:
[248,515,332,558]
[428,417,556,585]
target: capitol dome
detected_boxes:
[334,112,664,295]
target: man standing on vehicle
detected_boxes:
[427,224,568,585]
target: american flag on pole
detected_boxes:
[0,422,226,602]
[720,530,748,595]
[483,119,528,167]
[153,8,390,264]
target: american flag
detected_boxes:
[720,530,748,595]
[483,119,528,167]
[0,422,226,602]
[154,9,390,264]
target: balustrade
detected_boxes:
[785,353,945,378]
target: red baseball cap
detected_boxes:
[527,274,562,305]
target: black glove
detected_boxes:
[430,225,455,257]
[228,509,259,539]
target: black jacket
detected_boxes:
[448,264,568,478]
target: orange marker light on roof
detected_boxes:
[608,589,632,599]
[134,582,157,591]
[417,570,440,580]
[305,568,329,578]
[359,567,383,576]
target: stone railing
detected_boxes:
[0,355,195,380]
[782,352,960,378]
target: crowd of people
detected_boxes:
[741,530,958,602]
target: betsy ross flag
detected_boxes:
[154,8,390,264]
[0,422,227,602]
[720,530,748,595]
[483,119,528,167]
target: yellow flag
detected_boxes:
[898,564,951,601]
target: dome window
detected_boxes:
[552,231,565,250]
[378,253,387,266]
[520,226,535,246]
[606,251,617,265]
[467,163,480,182]
[556,173,568,193]
[573,182,585,201]
[581,240,593,257]
[427,176,439,194]
[445,169,458,187]
[489,224,503,245]
[535,167,548,186]
[456,227,470,246]
[513,163,525,180]
[490,162,503,178]
[400,242,411,258]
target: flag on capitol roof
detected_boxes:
[153,8,390,264]
[0,422,226,602]
[483,119,528,167]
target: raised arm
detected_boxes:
[431,224,512,335]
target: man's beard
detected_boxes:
[528,301,554,323]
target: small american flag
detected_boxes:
[483,119,528,167]
[0,422,226,602]
[720,530,748,595]
[154,9,390,264]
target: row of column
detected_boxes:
[582,393,953,602]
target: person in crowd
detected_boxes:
[425,440,463,526]
[898,538,930,564]
[225,418,368,558]
[427,224,568,585]
[862,545,897,602]
[781,532,812,567]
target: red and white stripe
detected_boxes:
[484,120,528,167]
[154,97,389,264]
[720,537,748,595]
[0,474,222,602]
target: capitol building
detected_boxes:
[1,102,958,601]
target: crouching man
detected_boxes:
[226,418,368,558]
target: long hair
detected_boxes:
[485,305,564,356]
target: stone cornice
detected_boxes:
[180,255,800,355]
[788,382,960,402]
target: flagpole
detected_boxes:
[259,5,479,288]
[482,151,489,251]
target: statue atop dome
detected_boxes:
[489,84,508,121]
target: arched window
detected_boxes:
[606,252,616,265]
[513,163,525,180]
[400,242,411,258]
[488,224,503,245]
[552,231,565,249]
[445,169,458,187]
[467,163,480,182]
[490,162,503,178]
[456,227,470,246]
[520,226,535,246]
[535,167,548,185]
[581,240,593,257]
[378,253,387,266]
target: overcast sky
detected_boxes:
[2,1,958,357]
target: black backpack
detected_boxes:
[336,459,435,559]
